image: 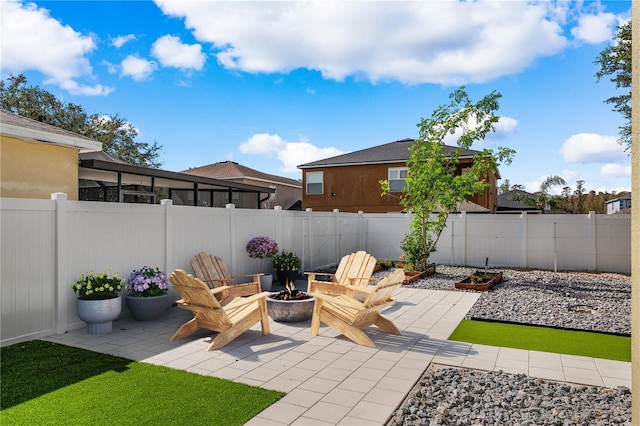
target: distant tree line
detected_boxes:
[0,74,163,168]
[498,178,625,214]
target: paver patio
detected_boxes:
[45,283,631,425]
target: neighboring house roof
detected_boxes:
[0,110,102,153]
[297,138,480,169]
[497,190,541,211]
[182,161,302,189]
[605,193,632,204]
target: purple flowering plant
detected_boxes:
[246,236,279,272]
[126,266,169,297]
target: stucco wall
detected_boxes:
[302,160,497,213]
[0,136,79,200]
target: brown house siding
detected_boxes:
[302,159,497,214]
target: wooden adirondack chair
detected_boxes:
[310,268,405,348]
[306,251,377,297]
[190,252,261,303]
[169,269,270,351]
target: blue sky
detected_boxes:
[1,0,632,194]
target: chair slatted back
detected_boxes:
[170,270,232,326]
[334,251,376,289]
[190,252,233,289]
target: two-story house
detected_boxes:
[297,138,499,213]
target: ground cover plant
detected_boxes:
[0,340,284,425]
[449,319,631,362]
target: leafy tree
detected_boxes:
[0,74,162,168]
[498,179,525,194]
[573,179,585,214]
[381,87,515,270]
[509,175,566,213]
[595,21,632,152]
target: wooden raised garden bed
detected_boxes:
[402,264,436,285]
[454,271,502,291]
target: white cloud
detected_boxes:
[151,35,206,70]
[442,114,517,146]
[239,133,286,155]
[560,133,627,163]
[154,0,572,85]
[112,34,136,49]
[121,55,157,81]
[278,142,344,173]
[571,13,617,44]
[0,0,112,95]
[601,163,631,177]
[239,133,344,173]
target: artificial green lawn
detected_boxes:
[0,340,284,425]
[449,319,631,362]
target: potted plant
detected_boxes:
[246,236,279,291]
[70,270,123,334]
[271,250,302,285]
[125,266,170,321]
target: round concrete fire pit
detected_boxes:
[266,295,316,322]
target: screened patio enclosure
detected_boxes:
[79,152,274,208]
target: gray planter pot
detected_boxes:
[260,274,273,292]
[76,296,122,334]
[125,293,169,321]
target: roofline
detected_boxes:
[1,122,103,153]
[297,155,476,169]
[214,175,302,189]
[80,159,275,193]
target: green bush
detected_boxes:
[271,250,302,271]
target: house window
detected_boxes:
[388,167,408,192]
[306,171,323,194]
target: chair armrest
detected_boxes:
[235,273,264,280]
[305,272,338,283]
[313,292,363,308]
[224,291,271,310]
[210,285,233,295]
[227,281,260,298]
[346,277,376,285]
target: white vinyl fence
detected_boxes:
[1,194,630,346]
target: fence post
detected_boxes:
[52,192,68,334]
[304,208,312,269]
[588,211,597,271]
[460,211,467,266]
[161,199,173,275]
[333,209,340,257]
[226,204,237,271]
[520,211,528,268]
[358,211,366,251]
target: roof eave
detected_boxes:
[1,123,103,153]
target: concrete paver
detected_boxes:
[45,284,631,425]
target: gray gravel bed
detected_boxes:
[377,265,632,425]
[394,265,631,335]
[388,366,632,425]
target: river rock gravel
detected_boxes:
[393,265,631,335]
[388,365,632,426]
[377,265,632,425]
